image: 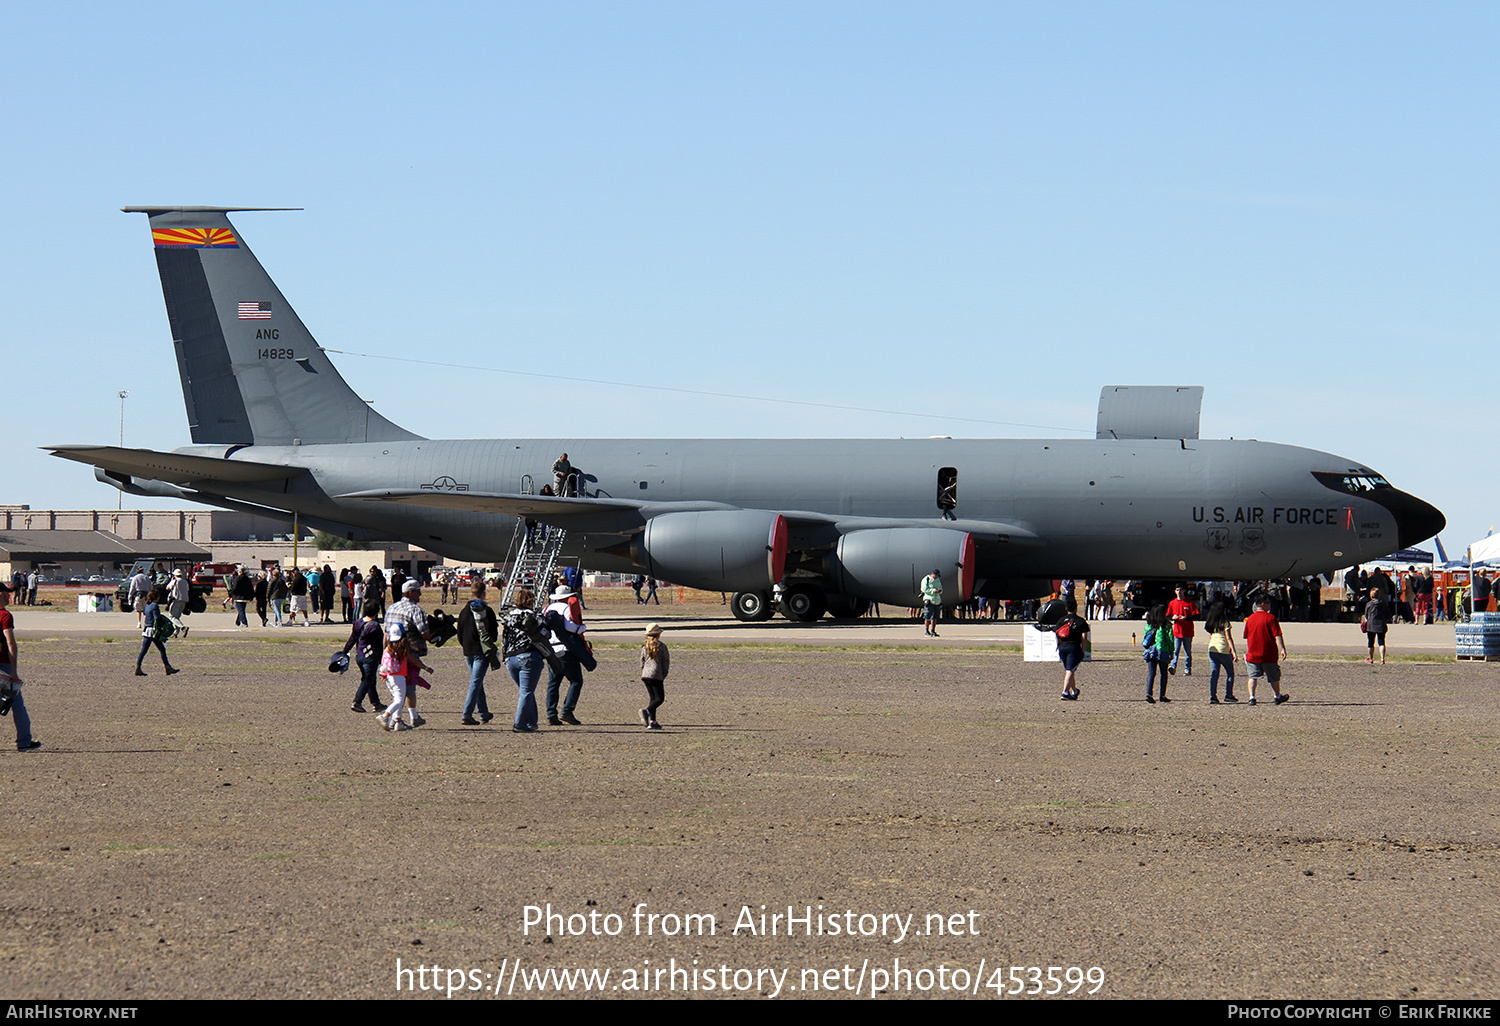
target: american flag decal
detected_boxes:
[238,301,272,319]
[152,227,240,248]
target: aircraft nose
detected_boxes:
[1380,489,1446,549]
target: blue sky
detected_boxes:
[3,2,1494,554]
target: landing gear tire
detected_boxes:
[825,595,870,620]
[780,584,827,623]
[731,590,775,622]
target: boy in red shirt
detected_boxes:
[1167,585,1200,676]
[1241,594,1290,706]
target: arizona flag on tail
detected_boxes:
[152,227,240,248]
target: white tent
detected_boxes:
[1470,533,1500,565]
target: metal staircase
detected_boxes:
[498,516,568,613]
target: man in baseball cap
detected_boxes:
[385,578,432,727]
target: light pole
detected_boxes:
[117,391,129,509]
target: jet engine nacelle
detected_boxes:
[633,510,789,592]
[826,527,976,606]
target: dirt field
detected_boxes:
[0,603,1495,1000]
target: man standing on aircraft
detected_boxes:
[386,579,433,728]
[1167,584,1199,676]
[0,584,39,751]
[553,453,574,497]
[1241,594,1290,706]
[921,569,944,637]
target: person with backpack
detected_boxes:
[1054,597,1090,701]
[135,588,180,677]
[1143,603,1173,703]
[457,581,499,726]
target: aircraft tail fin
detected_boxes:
[1434,536,1449,564]
[123,206,420,446]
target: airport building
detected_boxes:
[0,507,443,581]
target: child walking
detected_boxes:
[640,623,669,730]
[377,622,430,731]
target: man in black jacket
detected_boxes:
[457,582,498,725]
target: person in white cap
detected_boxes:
[377,621,430,731]
[386,578,433,727]
[543,585,587,725]
[166,568,191,638]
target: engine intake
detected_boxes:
[633,510,789,592]
[825,527,976,606]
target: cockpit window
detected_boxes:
[1312,471,1392,495]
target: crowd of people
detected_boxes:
[10,547,1492,756]
[1034,584,1294,707]
[327,567,671,736]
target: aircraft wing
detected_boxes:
[333,488,737,517]
[336,489,1042,546]
[46,445,308,484]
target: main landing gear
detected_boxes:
[730,590,775,622]
[732,585,862,623]
[779,583,826,623]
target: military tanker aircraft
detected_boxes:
[47,207,1445,621]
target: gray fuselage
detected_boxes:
[183,434,1411,588]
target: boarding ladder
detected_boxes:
[498,516,568,613]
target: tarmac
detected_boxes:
[0,599,1494,1000]
[33,602,1475,655]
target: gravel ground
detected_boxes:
[0,607,1495,1000]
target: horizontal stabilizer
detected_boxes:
[46,445,306,484]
